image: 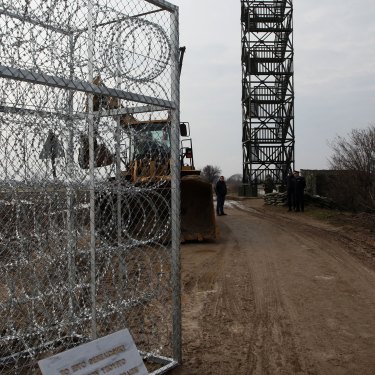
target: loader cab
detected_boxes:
[130,121,171,162]
[122,118,199,180]
[122,119,171,180]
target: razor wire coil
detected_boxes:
[0,0,179,373]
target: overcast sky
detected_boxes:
[171,0,375,178]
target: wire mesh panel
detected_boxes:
[0,0,181,373]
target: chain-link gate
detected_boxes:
[0,0,181,373]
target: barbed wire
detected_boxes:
[0,0,179,373]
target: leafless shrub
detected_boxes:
[328,125,375,212]
[201,165,222,184]
[227,174,242,193]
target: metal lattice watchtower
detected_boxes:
[241,0,294,196]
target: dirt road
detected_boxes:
[170,199,375,375]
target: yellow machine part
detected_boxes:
[181,175,217,242]
[124,160,217,242]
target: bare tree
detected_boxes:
[227,173,242,193]
[228,174,242,182]
[328,125,375,211]
[201,165,222,184]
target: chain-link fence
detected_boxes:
[0,0,181,373]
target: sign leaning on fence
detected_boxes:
[38,329,148,375]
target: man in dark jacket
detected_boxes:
[215,176,227,216]
[294,170,306,212]
[286,171,295,212]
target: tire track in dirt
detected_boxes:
[226,211,315,375]
[172,201,375,375]
[181,229,256,374]
[233,202,375,375]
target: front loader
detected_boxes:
[81,48,216,242]
[79,107,216,242]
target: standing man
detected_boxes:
[215,176,227,216]
[286,171,295,212]
[294,170,306,212]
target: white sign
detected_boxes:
[38,329,149,375]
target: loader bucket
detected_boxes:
[181,175,217,241]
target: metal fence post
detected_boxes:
[170,6,181,364]
[87,0,97,340]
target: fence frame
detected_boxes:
[0,0,181,373]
